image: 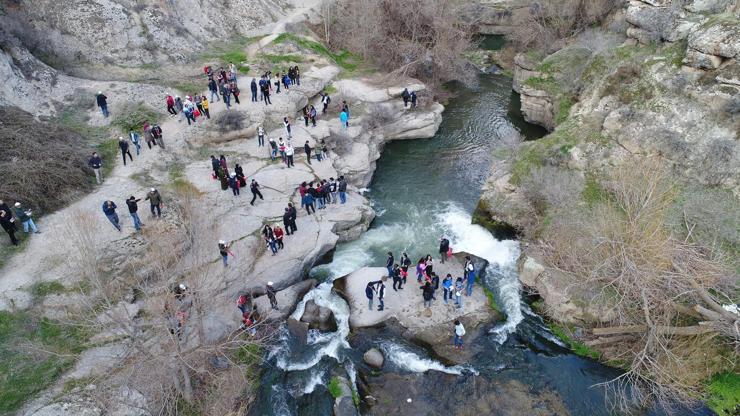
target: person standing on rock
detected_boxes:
[283,117,292,139]
[166,94,177,115]
[250,78,258,102]
[431,273,440,300]
[442,274,453,305]
[235,163,246,188]
[416,258,426,283]
[175,96,184,121]
[321,92,331,114]
[230,81,240,104]
[257,126,265,147]
[125,196,144,231]
[420,281,434,309]
[401,88,410,108]
[102,200,121,232]
[228,174,241,196]
[321,139,329,160]
[267,282,279,310]
[365,281,376,311]
[183,99,196,126]
[278,138,286,163]
[386,251,394,277]
[309,105,317,127]
[302,106,310,127]
[392,264,403,291]
[340,109,348,129]
[425,255,434,278]
[465,262,476,296]
[96,91,109,118]
[268,138,277,160]
[401,252,412,271]
[439,236,450,264]
[285,143,295,168]
[454,277,464,309]
[327,177,336,203]
[146,188,162,218]
[208,79,219,103]
[88,151,103,184]
[219,240,231,267]
[273,224,284,249]
[342,101,350,123]
[463,255,474,280]
[411,91,418,108]
[221,83,232,109]
[288,203,298,232]
[338,176,348,204]
[303,188,315,215]
[129,130,142,156]
[0,201,18,246]
[249,179,264,206]
[219,155,229,176]
[261,80,272,105]
[210,155,221,178]
[274,73,282,94]
[201,95,211,119]
[119,137,133,166]
[454,320,465,349]
[376,278,386,311]
[304,141,312,165]
[283,208,294,236]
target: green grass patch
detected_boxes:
[170,77,206,96]
[523,76,560,96]
[328,376,343,399]
[555,96,575,125]
[0,233,30,271]
[706,371,740,415]
[271,33,364,73]
[111,102,159,134]
[483,287,505,318]
[260,53,304,64]
[547,322,600,360]
[202,35,259,67]
[510,144,545,185]
[323,83,337,95]
[96,138,119,179]
[234,343,262,367]
[30,281,66,299]
[582,175,608,207]
[0,310,90,413]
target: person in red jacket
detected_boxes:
[273,224,284,249]
[165,94,177,115]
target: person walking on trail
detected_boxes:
[228,174,241,196]
[392,264,403,291]
[439,236,450,264]
[273,224,284,249]
[221,83,232,109]
[150,123,164,148]
[208,79,219,103]
[235,164,246,188]
[88,151,103,184]
[401,88,410,108]
[210,155,221,177]
[267,282,279,310]
[342,101,350,123]
[365,281,376,311]
[304,141,312,165]
[278,139,286,163]
[102,200,121,232]
[250,78,258,102]
[385,251,394,277]
[217,167,228,190]
[421,281,434,309]
[315,141,323,162]
[283,117,292,139]
[411,91,418,108]
[219,240,231,267]
[328,177,337,203]
[146,188,162,218]
[465,261,476,296]
[249,179,264,206]
[338,176,347,204]
[0,201,18,245]
[166,94,177,115]
[302,106,310,127]
[125,196,144,231]
[119,137,133,166]
[282,208,294,236]
[454,320,466,349]
[175,96,184,121]
[129,131,142,155]
[274,73,282,94]
[257,126,265,147]
[96,91,109,118]
[200,95,211,119]
[230,81,240,104]
[262,224,278,255]
[321,139,329,160]
[268,138,277,160]
[284,144,295,168]
[219,155,229,176]
[376,278,386,311]
[321,92,331,114]
[442,274,453,305]
[416,258,426,283]
[261,80,272,105]
[183,99,196,126]
[339,109,348,129]
[309,105,317,127]
[454,277,464,309]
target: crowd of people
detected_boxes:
[0,200,41,246]
[364,238,478,348]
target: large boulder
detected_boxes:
[300,299,338,331]
[685,14,740,69]
[362,348,384,369]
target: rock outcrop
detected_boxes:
[362,348,384,369]
[300,299,338,331]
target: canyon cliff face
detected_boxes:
[480,0,739,323]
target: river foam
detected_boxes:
[379,341,478,375]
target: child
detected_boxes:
[219,240,231,267]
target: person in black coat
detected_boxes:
[119,137,133,166]
[0,201,18,245]
[250,78,258,102]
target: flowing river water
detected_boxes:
[250,54,712,415]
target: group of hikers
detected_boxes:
[0,200,41,246]
[101,188,163,232]
[364,237,477,347]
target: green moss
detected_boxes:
[582,175,608,207]
[30,281,66,299]
[328,376,343,399]
[0,311,90,413]
[272,33,364,73]
[660,39,687,67]
[0,233,30,270]
[510,143,545,185]
[483,287,505,318]
[170,77,205,96]
[523,76,560,96]
[260,53,304,64]
[472,200,519,239]
[111,102,159,134]
[201,35,259,67]
[555,96,575,125]
[547,322,600,360]
[537,47,592,76]
[706,371,740,415]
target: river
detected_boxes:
[250,61,711,416]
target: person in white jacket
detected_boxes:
[454,320,466,349]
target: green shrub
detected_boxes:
[30,281,66,299]
[328,376,343,399]
[260,53,304,64]
[706,371,740,415]
[112,102,159,134]
[547,323,600,360]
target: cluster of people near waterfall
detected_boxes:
[364,238,477,347]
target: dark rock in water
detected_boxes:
[287,317,309,345]
[363,348,384,369]
[301,299,338,331]
[486,64,502,74]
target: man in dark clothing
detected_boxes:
[431,273,440,300]
[96,91,109,117]
[210,155,220,177]
[119,137,133,166]
[376,279,386,311]
[146,188,162,218]
[88,152,103,184]
[0,201,18,245]
[250,78,258,102]
[261,81,271,105]
[410,91,418,108]
[266,282,278,310]
[439,236,450,264]
[283,208,293,236]
[208,79,219,103]
[304,141,312,165]
[386,252,394,277]
[338,176,348,204]
[250,179,264,206]
[125,196,144,231]
[321,92,330,114]
[365,282,375,310]
[102,200,121,232]
[401,88,410,108]
[288,203,298,233]
[392,264,403,291]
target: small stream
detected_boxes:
[250,41,712,416]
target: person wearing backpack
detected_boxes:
[453,320,466,349]
[129,131,142,155]
[228,174,240,196]
[150,124,164,148]
[401,88,410,108]
[465,261,476,296]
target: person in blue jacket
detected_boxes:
[102,200,121,232]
